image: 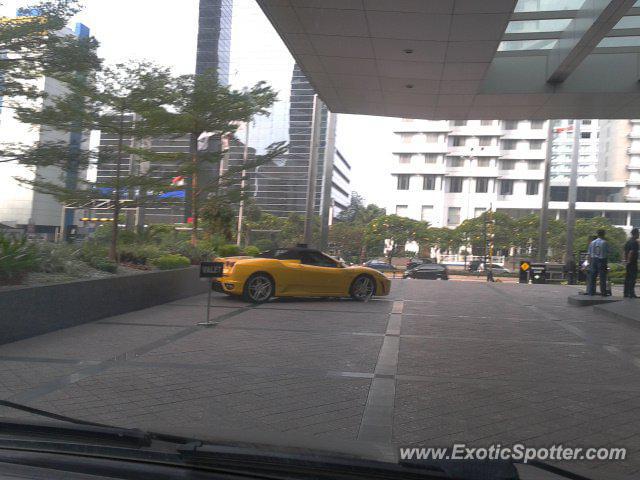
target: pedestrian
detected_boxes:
[582,235,597,295]
[587,229,609,296]
[624,228,639,298]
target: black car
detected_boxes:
[364,260,396,272]
[406,257,434,271]
[403,263,449,280]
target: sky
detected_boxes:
[2,0,393,208]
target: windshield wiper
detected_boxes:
[0,400,150,447]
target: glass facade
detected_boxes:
[228,0,348,218]
[95,1,234,224]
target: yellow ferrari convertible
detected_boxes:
[210,246,391,303]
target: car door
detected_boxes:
[299,251,344,294]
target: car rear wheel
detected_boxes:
[350,275,375,302]
[243,273,274,303]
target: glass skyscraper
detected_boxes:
[96,0,234,224]
[228,0,350,217]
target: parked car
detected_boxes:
[403,263,449,280]
[210,247,391,303]
[406,257,435,271]
[363,260,397,272]
[478,263,511,274]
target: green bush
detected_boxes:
[80,241,109,262]
[0,234,37,285]
[153,254,191,270]
[118,245,163,265]
[243,245,260,257]
[254,238,277,252]
[218,244,241,257]
[89,257,118,273]
[34,243,84,275]
[166,242,216,264]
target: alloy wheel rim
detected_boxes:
[248,276,272,301]
[354,277,374,300]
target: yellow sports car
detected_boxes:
[211,246,391,303]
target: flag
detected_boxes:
[171,176,185,186]
[198,132,215,151]
[159,191,185,199]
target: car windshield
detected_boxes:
[2,2,640,479]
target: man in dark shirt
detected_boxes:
[624,228,639,298]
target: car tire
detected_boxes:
[350,275,376,302]
[243,273,274,304]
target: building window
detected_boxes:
[476,177,489,193]
[423,175,436,190]
[529,140,544,150]
[453,120,466,126]
[500,160,516,170]
[526,180,539,195]
[503,120,519,130]
[477,158,492,168]
[479,137,492,147]
[502,139,517,150]
[582,120,592,125]
[424,154,438,164]
[481,120,493,126]
[396,205,408,216]
[581,132,591,139]
[447,157,463,168]
[397,175,410,190]
[398,154,411,164]
[452,136,465,147]
[447,207,461,225]
[448,177,464,193]
[425,133,439,143]
[531,120,544,129]
[401,133,414,144]
[528,160,542,170]
[421,205,433,222]
[500,179,514,195]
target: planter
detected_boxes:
[0,266,208,345]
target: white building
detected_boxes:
[0,24,90,238]
[387,119,640,231]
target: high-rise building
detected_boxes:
[95,0,234,224]
[195,0,232,81]
[227,0,350,218]
[550,120,600,182]
[387,119,640,231]
[0,23,91,239]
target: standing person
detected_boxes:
[582,235,597,295]
[587,229,609,296]
[624,228,639,298]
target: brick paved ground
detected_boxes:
[1,280,640,479]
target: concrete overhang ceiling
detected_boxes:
[257,0,640,119]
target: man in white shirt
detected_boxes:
[587,229,609,296]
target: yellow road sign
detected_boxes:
[521,262,530,271]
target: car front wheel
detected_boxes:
[243,273,274,303]
[350,275,375,302]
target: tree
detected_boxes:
[244,212,317,250]
[573,217,626,262]
[10,62,178,261]
[161,73,286,246]
[332,193,386,262]
[336,193,386,224]
[454,212,515,256]
[0,0,100,99]
[365,215,431,263]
